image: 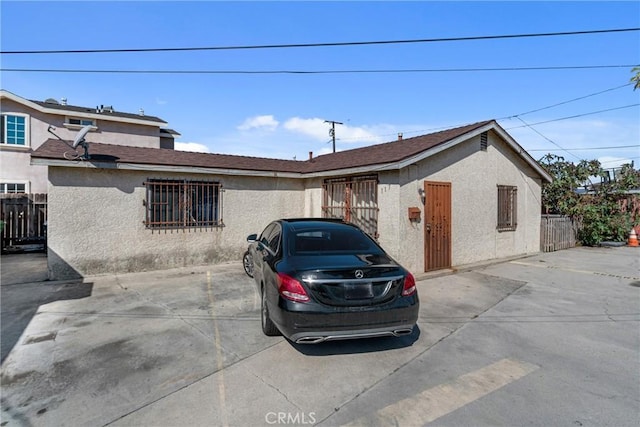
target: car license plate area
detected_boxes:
[344,282,374,299]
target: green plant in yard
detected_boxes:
[539,155,640,246]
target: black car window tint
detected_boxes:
[292,227,378,254]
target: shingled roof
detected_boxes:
[305,120,492,172]
[1,90,168,126]
[32,119,550,181]
[29,99,167,124]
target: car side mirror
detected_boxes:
[247,234,258,242]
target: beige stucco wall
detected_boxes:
[377,131,542,274]
[1,98,162,194]
[47,167,304,279]
[45,130,543,279]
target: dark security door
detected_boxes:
[424,181,451,272]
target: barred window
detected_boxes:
[144,179,223,229]
[322,175,379,238]
[497,185,517,231]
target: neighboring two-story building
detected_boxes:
[0,89,178,194]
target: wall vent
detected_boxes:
[480,131,488,151]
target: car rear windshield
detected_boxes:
[289,227,381,255]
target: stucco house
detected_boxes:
[0,89,178,194]
[31,120,552,280]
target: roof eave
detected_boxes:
[396,121,552,182]
[491,124,553,183]
[30,157,304,178]
[1,89,168,127]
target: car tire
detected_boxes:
[261,284,280,336]
[243,251,253,278]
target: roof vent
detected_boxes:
[44,98,60,105]
[139,108,145,116]
[96,105,115,113]
[480,131,488,151]
[60,98,67,105]
[398,133,403,141]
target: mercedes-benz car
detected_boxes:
[246,218,419,344]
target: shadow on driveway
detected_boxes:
[1,253,93,363]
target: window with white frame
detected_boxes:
[65,117,96,127]
[0,182,27,193]
[1,113,29,146]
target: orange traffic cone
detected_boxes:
[629,228,639,247]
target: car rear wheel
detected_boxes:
[243,251,253,278]
[261,285,280,336]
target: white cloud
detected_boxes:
[237,115,279,131]
[174,142,210,153]
[283,117,328,140]
[283,117,385,145]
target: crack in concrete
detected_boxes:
[251,372,303,411]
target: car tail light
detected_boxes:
[277,273,310,303]
[401,272,417,296]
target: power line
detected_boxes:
[505,104,640,129]
[528,144,640,152]
[600,157,639,165]
[336,102,639,143]
[499,83,634,119]
[2,27,637,55]
[514,117,582,161]
[1,64,635,75]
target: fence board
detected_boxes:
[1,193,47,252]
[541,214,577,252]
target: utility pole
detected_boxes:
[324,120,343,153]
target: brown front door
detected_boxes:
[424,181,451,272]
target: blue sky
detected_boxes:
[2,1,639,168]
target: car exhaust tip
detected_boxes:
[393,328,413,336]
[296,337,326,344]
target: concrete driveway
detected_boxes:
[1,247,638,426]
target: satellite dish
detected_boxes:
[72,125,92,149]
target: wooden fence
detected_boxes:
[0,193,47,252]
[541,214,578,252]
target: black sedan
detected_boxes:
[246,218,419,344]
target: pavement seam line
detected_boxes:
[207,270,229,427]
[510,260,640,281]
[101,340,284,426]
